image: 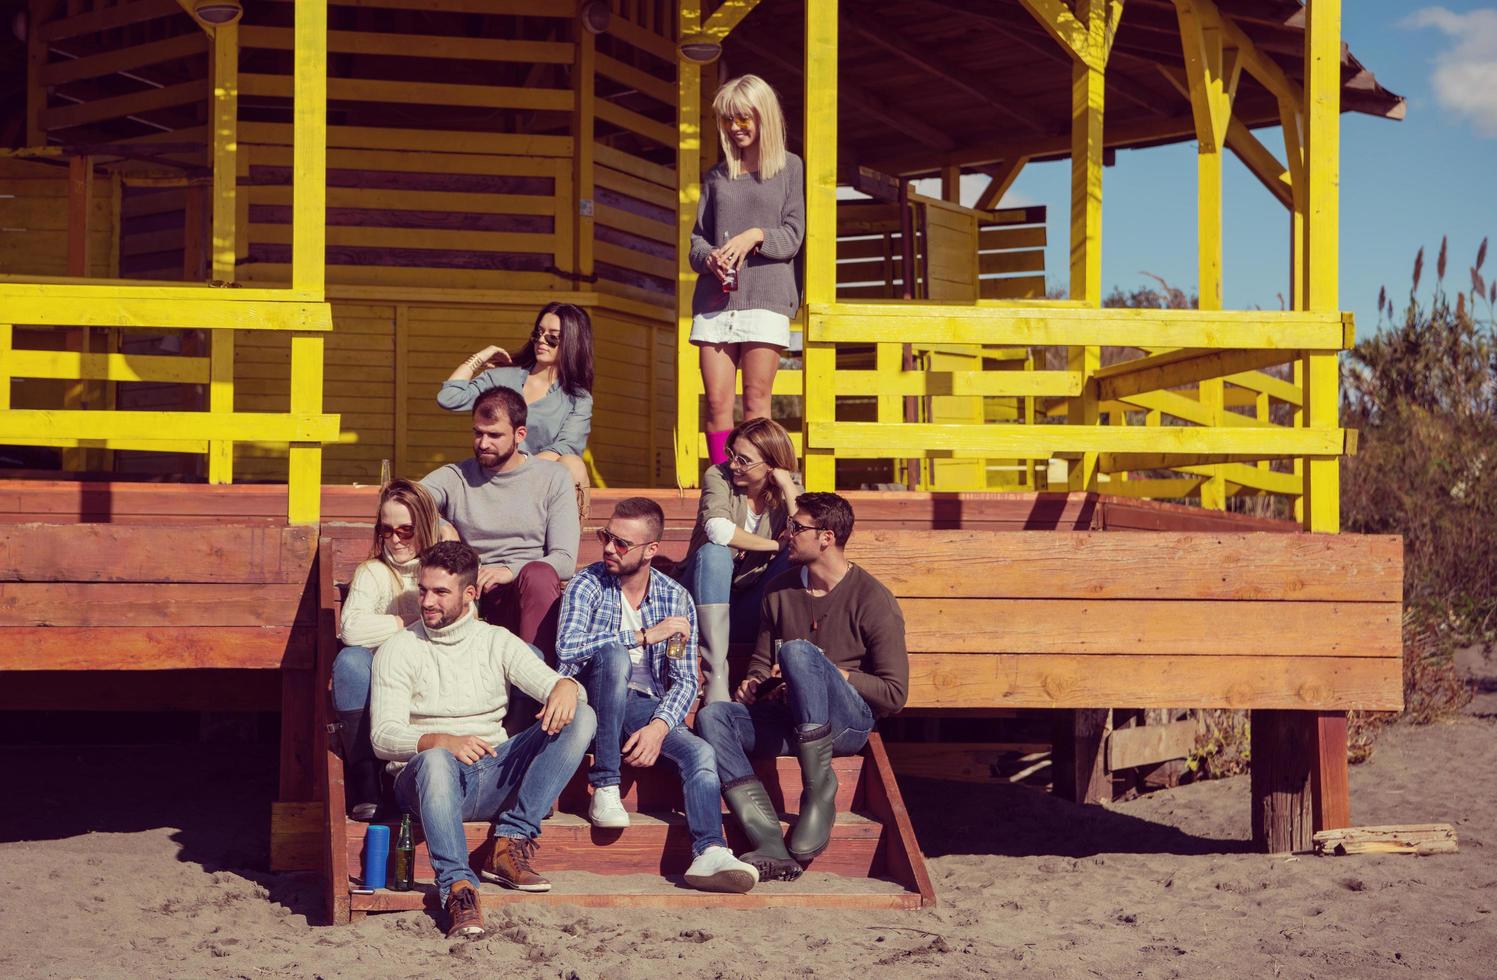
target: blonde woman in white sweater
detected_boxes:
[334,479,457,819]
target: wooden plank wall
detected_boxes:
[0,157,116,278]
[28,0,209,147]
[231,295,674,487]
[591,7,678,301]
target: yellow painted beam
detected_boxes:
[809,307,1351,350]
[975,156,1030,211]
[211,24,238,281]
[811,421,1347,458]
[802,0,839,491]
[0,296,331,331]
[1017,0,1095,66]
[674,0,704,488]
[287,333,327,523]
[0,280,321,302]
[5,349,208,384]
[1302,0,1341,534]
[0,410,340,444]
[291,0,327,299]
[832,370,1084,398]
[1176,462,1302,495]
[574,28,595,279]
[0,324,11,410]
[702,0,762,38]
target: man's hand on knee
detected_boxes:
[623,719,670,768]
[538,677,581,734]
[421,733,497,765]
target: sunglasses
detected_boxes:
[377,523,416,541]
[597,527,657,556]
[532,327,561,347]
[722,113,754,128]
[785,518,825,536]
[728,452,765,469]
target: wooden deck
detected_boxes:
[0,477,1403,917]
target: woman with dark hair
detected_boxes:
[333,478,458,819]
[439,302,596,491]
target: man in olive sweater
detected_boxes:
[695,492,908,881]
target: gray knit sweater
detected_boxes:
[689,153,805,319]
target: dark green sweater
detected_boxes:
[750,563,909,718]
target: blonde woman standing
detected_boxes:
[689,74,805,466]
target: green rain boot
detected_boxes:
[788,723,838,863]
[695,603,732,704]
[722,780,803,882]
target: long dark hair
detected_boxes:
[512,302,595,397]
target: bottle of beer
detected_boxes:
[391,813,415,892]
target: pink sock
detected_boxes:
[706,429,732,465]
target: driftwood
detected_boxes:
[1312,824,1458,856]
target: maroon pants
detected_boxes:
[478,560,562,658]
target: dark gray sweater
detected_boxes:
[689,153,805,319]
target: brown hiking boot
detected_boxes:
[444,880,484,939]
[480,835,551,892]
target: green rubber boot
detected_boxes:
[722,780,802,882]
[788,724,838,863]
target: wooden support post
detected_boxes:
[26,1,45,146]
[674,0,704,488]
[286,0,327,522]
[1299,5,1350,840]
[279,666,316,803]
[975,155,1029,211]
[1250,708,1315,853]
[801,0,838,491]
[62,155,95,472]
[393,305,409,479]
[211,22,239,282]
[574,26,595,280]
[1053,708,1111,805]
[0,324,12,412]
[1065,0,1106,492]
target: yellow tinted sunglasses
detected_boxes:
[721,113,755,128]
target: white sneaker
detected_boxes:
[684,845,759,894]
[588,785,630,828]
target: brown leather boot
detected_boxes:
[444,880,485,939]
[481,835,552,892]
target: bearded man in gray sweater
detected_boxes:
[421,385,579,655]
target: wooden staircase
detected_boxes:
[331,737,933,918]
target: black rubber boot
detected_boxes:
[336,709,382,821]
[788,723,838,863]
[722,780,802,882]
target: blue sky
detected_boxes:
[919,2,1497,334]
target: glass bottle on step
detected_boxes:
[391,813,415,892]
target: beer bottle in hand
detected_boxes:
[392,813,415,891]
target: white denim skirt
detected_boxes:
[690,308,792,348]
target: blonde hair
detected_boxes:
[368,479,444,586]
[713,74,787,181]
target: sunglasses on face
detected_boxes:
[532,327,561,347]
[597,527,656,556]
[728,452,765,469]
[785,518,825,536]
[722,113,754,129]
[377,523,416,541]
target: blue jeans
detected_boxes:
[332,645,374,712]
[577,643,727,855]
[681,542,791,643]
[694,640,875,787]
[393,703,597,901]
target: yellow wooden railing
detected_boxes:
[0,0,337,524]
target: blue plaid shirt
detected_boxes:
[555,562,699,730]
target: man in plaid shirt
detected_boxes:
[555,496,759,893]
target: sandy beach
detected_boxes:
[3,654,1493,979]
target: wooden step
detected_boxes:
[555,754,864,814]
[350,870,921,913]
[348,810,886,881]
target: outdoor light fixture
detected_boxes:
[677,32,722,64]
[193,0,242,25]
[580,0,611,35]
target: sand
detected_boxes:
[3,653,1494,978]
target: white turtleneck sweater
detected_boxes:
[338,552,422,649]
[369,605,583,772]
